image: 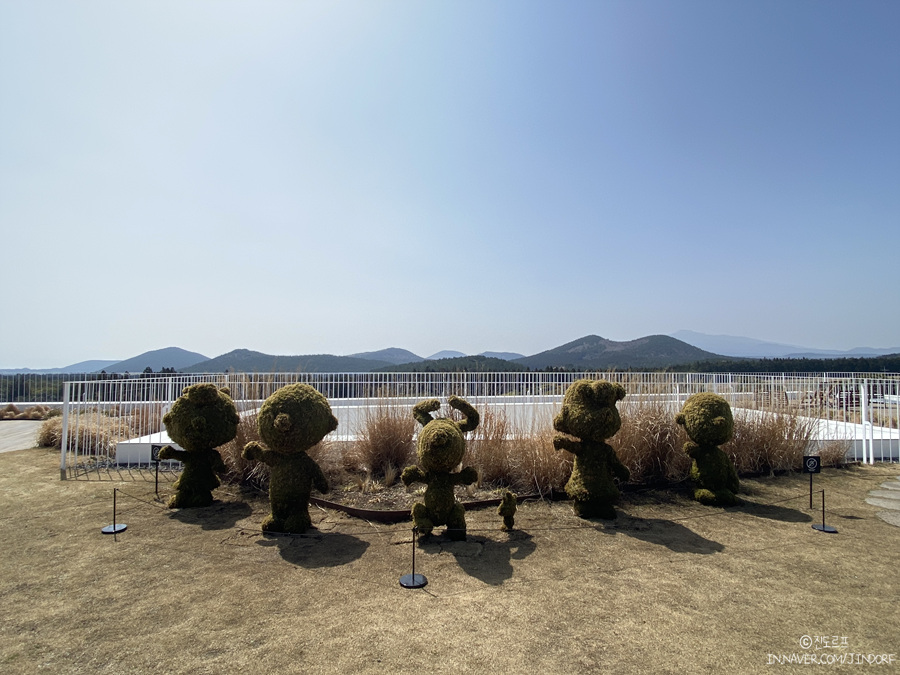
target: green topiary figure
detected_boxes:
[675,392,740,506]
[498,490,517,531]
[401,396,479,541]
[158,383,240,509]
[553,379,630,520]
[242,384,338,534]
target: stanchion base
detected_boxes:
[102,524,127,535]
[399,573,427,589]
[812,524,837,534]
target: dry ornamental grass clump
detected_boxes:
[36,413,135,456]
[346,402,415,486]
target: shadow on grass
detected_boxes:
[599,515,725,554]
[731,499,811,523]
[168,500,254,531]
[420,531,537,585]
[257,532,370,568]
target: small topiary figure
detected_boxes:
[553,379,630,520]
[675,392,740,506]
[401,396,479,541]
[242,384,338,534]
[158,383,240,509]
[498,490,517,531]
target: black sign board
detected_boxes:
[151,444,163,462]
[803,456,821,474]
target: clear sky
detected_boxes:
[2,1,898,368]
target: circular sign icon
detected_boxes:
[803,456,821,473]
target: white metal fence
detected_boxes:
[58,371,900,479]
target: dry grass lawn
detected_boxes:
[1,446,898,674]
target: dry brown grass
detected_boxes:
[36,414,136,456]
[344,402,415,486]
[1,447,898,674]
[1,404,55,421]
[616,400,690,484]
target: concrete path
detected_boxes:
[866,475,900,527]
[0,420,44,453]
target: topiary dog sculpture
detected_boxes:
[242,384,338,533]
[553,379,630,519]
[675,392,740,506]
[401,396,479,540]
[158,383,240,508]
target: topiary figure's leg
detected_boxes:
[575,497,617,520]
[284,508,313,534]
[714,489,739,507]
[261,514,285,533]
[445,503,467,541]
[411,503,434,537]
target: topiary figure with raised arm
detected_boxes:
[401,396,479,541]
[553,379,630,520]
[675,392,740,506]
[158,383,240,508]
[242,383,338,534]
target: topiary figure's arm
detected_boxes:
[553,434,582,455]
[448,396,480,433]
[454,466,478,486]
[413,399,441,426]
[608,447,630,482]
[157,445,187,462]
[401,465,426,486]
[242,441,280,466]
[311,460,329,494]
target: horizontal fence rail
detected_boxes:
[57,372,900,479]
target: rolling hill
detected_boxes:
[105,347,209,373]
[181,349,392,373]
[513,334,728,370]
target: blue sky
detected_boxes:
[1,1,898,367]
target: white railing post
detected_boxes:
[59,382,70,480]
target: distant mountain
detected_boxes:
[374,355,523,373]
[0,359,120,375]
[106,347,209,373]
[670,330,900,359]
[426,350,466,360]
[182,349,391,373]
[479,351,525,361]
[514,334,726,370]
[348,348,423,365]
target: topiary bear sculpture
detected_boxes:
[242,383,338,534]
[675,392,740,506]
[401,396,479,541]
[158,383,240,509]
[553,379,630,520]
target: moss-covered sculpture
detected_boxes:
[158,383,240,509]
[242,384,338,533]
[675,392,740,506]
[553,379,630,519]
[401,396,479,541]
[498,490,517,531]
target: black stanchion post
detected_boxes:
[812,490,837,534]
[399,526,428,589]
[809,472,813,509]
[101,487,127,538]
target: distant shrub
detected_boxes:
[346,403,415,486]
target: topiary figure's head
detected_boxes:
[554,379,626,442]
[163,383,240,452]
[413,396,479,473]
[675,392,734,447]
[257,383,338,453]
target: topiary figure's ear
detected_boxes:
[675,413,686,427]
[413,399,441,427]
[274,413,292,433]
[449,396,479,433]
[219,387,231,397]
